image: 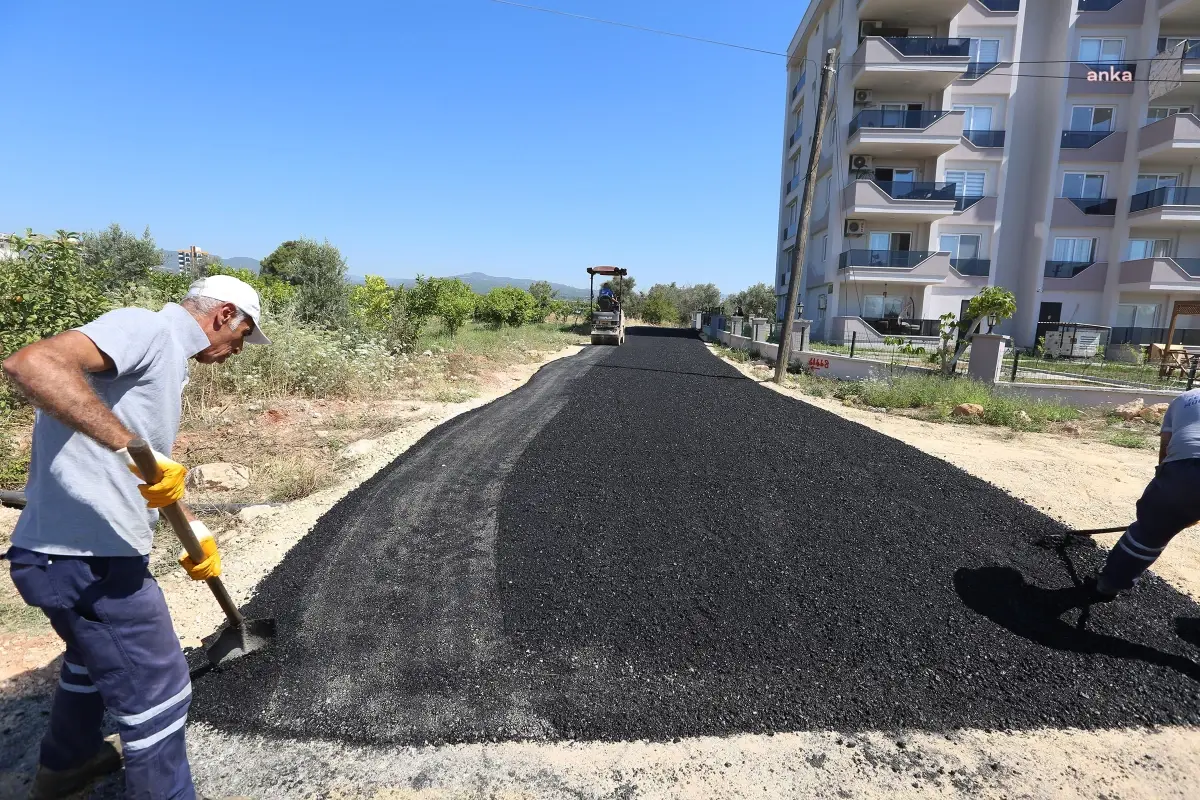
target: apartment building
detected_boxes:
[177,245,209,273]
[777,0,1200,350]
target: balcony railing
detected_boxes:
[839,249,937,269]
[791,73,807,100]
[1045,260,1096,278]
[882,37,972,58]
[951,258,991,276]
[1158,39,1200,58]
[1130,186,1200,212]
[785,174,802,194]
[865,318,943,337]
[1111,326,1200,346]
[979,0,1020,9]
[962,62,1000,79]
[876,181,958,201]
[1066,197,1118,215]
[954,196,985,211]
[1061,130,1115,148]
[1177,258,1200,277]
[848,109,948,135]
[782,224,797,241]
[1078,0,1126,9]
[788,126,804,148]
[964,129,1006,147]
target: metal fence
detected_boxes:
[1002,348,1198,390]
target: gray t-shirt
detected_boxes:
[11,303,210,556]
[1163,389,1200,465]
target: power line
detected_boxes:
[482,0,787,57]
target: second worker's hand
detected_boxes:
[116,447,188,508]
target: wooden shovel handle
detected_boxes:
[127,438,245,628]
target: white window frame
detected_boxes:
[969,38,1001,64]
[1061,172,1106,199]
[867,231,914,252]
[1145,106,1190,125]
[944,169,987,198]
[1052,237,1097,263]
[939,233,983,260]
[1079,37,1125,63]
[1116,303,1160,328]
[1070,105,1116,132]
[952,104,994,131]
[1126,238,1173,259]
[1135,173,1180,193]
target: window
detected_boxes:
[822,234,829,259]
[1135,173,1179,193]
[939,233,983,260]
[1127,238,1172,259]
[1052,237,1096,262]
[1161,37,1192,54]
[1062,172,1105,198]
[787,200,799,224]
[817,176,830,210]
[863,295,904,319]
[1079,37,1125,63]
[1146,106,1190,125]
[1116,304,1160,328]
[969,38,1001,64]
[953,104,994,131]
[789,155,800,177]
[867,231,912,253]
[944,169,987,197]
[1070,106,1115,131]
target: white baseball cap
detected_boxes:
[185,275,272,345]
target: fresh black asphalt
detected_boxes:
[190,329,1200,744]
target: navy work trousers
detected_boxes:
[7,546,196,800]
[1099,458,1200,593]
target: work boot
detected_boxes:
[29,735,122,799]
[1084,575,1119,604]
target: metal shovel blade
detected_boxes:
[206,618,277,668]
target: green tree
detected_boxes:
[726,283,776,318]
[204,264,296,313]
[349,275,395,335]
[477,286,536,328]
[79,223,161,290]
[410,276,476,335]
[600,275,636,299]
[943,286,1018,375]
[642,288,677,325]
[528,280,556,323]
[1,230,110,360]
[258,239,349,327]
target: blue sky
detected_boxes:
[3,0,807,292]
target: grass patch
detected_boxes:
[1104,429,1158,450]
[0,599,47,634]
[264,454,338,502]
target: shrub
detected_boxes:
[410,277,475,335]
[477,287,537,328]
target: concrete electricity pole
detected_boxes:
[775,48,838,385]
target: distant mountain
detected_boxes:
[223,257,260,273]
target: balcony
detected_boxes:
[837,249,954,283]
[978,0,1020,9]
[788,125,804,150]
[1067,61,1138,95]
[1120,257,1200,291]
[847,109,964,157]
[1059,130,1128,161]
[784,174,803,196]
[954,195,998,224]
[963,129,1006,148]
[1051,197,1117,227]
[1160,0,1200,25]
[791,72,806,103]
[1044,260,1110,290]
[851,37,971,91]
[781,223,798,242]
[857,0,969,22]
[1149,39,1200,102]
[951,258,991,276]
[1138,113,1200,163]
[843,180,959,221]
[1128,186,1200,226]
[954,196,986,212]
[1077,0,1149,23]
[866,318,945,337]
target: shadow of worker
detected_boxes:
[953,566,1200,683]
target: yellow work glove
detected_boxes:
[116,448,188,509]
[178,521,222,581]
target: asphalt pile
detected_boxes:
[192,329,1200,745]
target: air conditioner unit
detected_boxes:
[850,154,874,172]
[853,89,874,105]
[844,219,867,236]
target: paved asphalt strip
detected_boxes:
[190,328,1200,746]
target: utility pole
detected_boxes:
[775,48,837,385]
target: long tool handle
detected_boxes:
[127,438,245,629]
[1069,525,1130,537]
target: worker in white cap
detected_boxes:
[2,275,269,799]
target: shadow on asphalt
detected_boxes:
[625,326,700,339]
[954,567,1200,683]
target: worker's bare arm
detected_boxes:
[1160,432,1172,465]
[2,331,137,451]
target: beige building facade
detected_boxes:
[777,0,1200,349]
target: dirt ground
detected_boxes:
[4,343,1200,798]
